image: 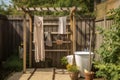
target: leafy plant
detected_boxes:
[66,64,79,72]
[61,57,68,66]
[95,63,120,80]
[94,7,120,80]
[61,57,79,72]
[3,54,23,72]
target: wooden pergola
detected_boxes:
[17,6,81,73]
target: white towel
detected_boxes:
[34,16,45,62]
[58,16,67,34]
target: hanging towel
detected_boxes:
[58,16,67,34]
[45,32,52,47]
[33,16,45,62]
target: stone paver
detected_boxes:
[8,68,104,80]
[55,74,71,80]
[7,72,22,80]
[29,69,53,80]
[19,68,35,80]
[54,69,71,80]
[19,68,71,80]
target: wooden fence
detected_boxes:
[95,18,114,60]
[0,15,30,62]
[95,18,114,49]
[0,15,95,67]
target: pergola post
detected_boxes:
[23,14,27,73]
[70,7,76,65]
[29,14,32,68]
[70,10,73,56]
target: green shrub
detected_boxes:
[3,55,22,72]
[94,63,120,80]
[61,57,68,66]
[94,7,120,80]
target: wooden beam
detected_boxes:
[16,7,81,12]
[89,31,92,71]
[70,9,73,55]
[43,22,71,26]
[28,14,32,68]
[44,32,71,34]
[32,49,70,52]
[23,14,27,73]
[67,25,70,55]
[45,50,70,52]
[70,6,76,65]
[73,12,76,53]
[48,41,71,43]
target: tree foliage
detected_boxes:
[0,0,22,15]
[11,0,94,15]
[0,0,94,15]
[0,0,8,15]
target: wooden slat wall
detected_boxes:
[0,15,15,61]
[0,15,30,62]
[34,17,71,68]
[76,18,95,51]
[0,15,95,67]
[35,17,95,68]
[8,16,30,54]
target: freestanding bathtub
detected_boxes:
[66,51,94,77]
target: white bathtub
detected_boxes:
[66,51,94,77]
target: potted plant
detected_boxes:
[61,57,80,80]
[66,64,80,80]
[84,69,94,80]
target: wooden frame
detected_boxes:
[17,7,81,12]
[23,14,27,73]
[18,6,80,73]
[70,7,76,65]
